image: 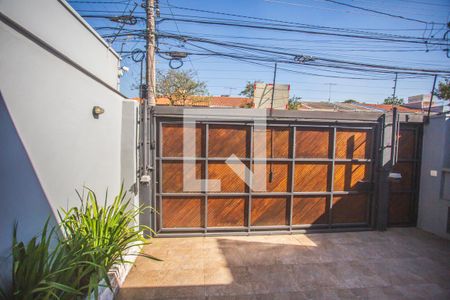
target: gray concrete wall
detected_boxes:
[0,0,120,88]
[417,114,450,239]
[0,0,136,288]
[121,100,139,209]
[0,92,56,288]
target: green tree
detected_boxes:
[435,79,450,100]
[156,69,208,105]
[383,96,404,105]
[287,96,302,110]
[240,81,262,97]
[343,99,358,103]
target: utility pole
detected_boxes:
[326,83,336,102]
[141,0,156,184]
[392,72,398,100]
[140,0,156,233]
[146,0,156,107]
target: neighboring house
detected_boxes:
[293,101,423,113]
[0,0,138,285]
[404,94,447,113]
[145,96,430,114]
[132,96,254,107]
[357,103,423,113]
[296,101,374,112]
[253,83,290,109]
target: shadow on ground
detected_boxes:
[118,228,450,300]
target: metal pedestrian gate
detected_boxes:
[388,124,422,226]
[149,107,389,236]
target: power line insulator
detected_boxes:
[294,55,315,64]
[168,51,188,59]
[110,15,137,25]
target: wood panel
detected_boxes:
[208,197,247,227]
[209,125,249,158]
[397,129,415,160]
[252,162,289,192]
[335,129,371,159]
[292,196,329,225]
[162,197,204,228]
[390,162,414,190]
[296,128,331,158]
[294,163,331,192]
[162,124,204,157]
[208,161,248,192]
[334,163,370,192]
[332,194,368,224]
[251,197,289,226]
[158,120,377,233]
[389,193,412,225]
[162,161,204,193]
[253,127,290,158]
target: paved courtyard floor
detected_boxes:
[118,228,450,299]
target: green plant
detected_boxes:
[287,96,302,110]
[156,69,208,105]
[383,96,404,105]
[58,186,159,297]
[1,219,88,300]
[435,79,450,100]
[1,187,159,300]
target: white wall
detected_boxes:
[121,100,140,210]
[0,0,136,287]
[0,0,120,88]
[417,114,450,239]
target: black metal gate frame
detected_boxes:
[151,114,383,237]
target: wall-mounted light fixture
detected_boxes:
[92,106,105,119]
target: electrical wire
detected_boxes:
[320,0,446,25]
[165,0,199,76]
[158,33,450,75]
[158,17,448,47]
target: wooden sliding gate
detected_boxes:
[153,116,381,235]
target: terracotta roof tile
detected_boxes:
[149,96,253,107]
[361,103,422,113]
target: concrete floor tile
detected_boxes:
[145,286,206,299]
[205,281,254,297]
[119,228,450,300]
[393,283,449,300]
[247,265,299,293]
[349,286,406,300]
[204,266,249,285]
[207,295,256,300]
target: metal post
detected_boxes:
[327,83,336,103]
[248,125,254,233]
[270,63,277,116]
[426,75,438,122]
[329,127,336,228]
[376,109,397,231]
[205,124,209,233]
[289,126,296,231]
[392,73,398,100]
